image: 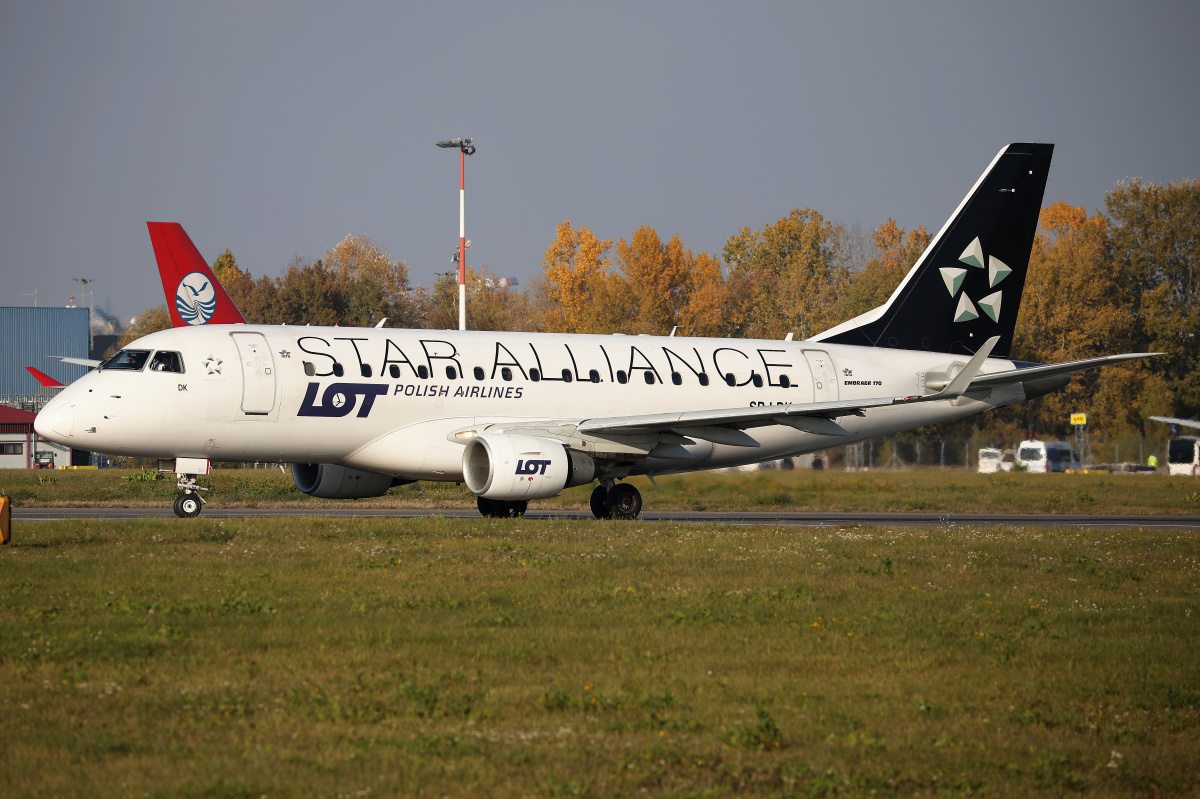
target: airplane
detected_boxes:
[34,143,1157,520]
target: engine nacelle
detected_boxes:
[291,463,407,499]
[462,434,595,500]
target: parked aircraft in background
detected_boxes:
[35,143,1156,519]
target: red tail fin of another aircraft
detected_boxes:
[147,222,247,326]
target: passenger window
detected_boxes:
[417,365,429,379]
[562,369,573,383]
[751,374,763,388]
[473,366,485,380]
[724,373,736,387]
[304,361,316,376]
[360,364,372,378]
[589,369,601,383]
[332,363,345,377]
[446,366,457,379]
[779,374,791,388]
[501,367,513,381]
[148,351,185,373]
[698,373,710,386]
[671,372,682,386]
[616,370,628,385]
[390,365,401,378]
[529,368,541,382]
[643,371,655,385]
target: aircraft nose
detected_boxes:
[35,402,73,441]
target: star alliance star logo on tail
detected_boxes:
[938,237,1011,324]
[176,271,218,325]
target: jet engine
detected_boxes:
[462,434,595,501]
[291,462,410,499]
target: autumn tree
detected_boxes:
[539,221,613,333]
[1010,202,1166,436]
[838,219,930,321]
[420,266,533,332]
[722,209,851,340]
[117,305,171,347]
[321,234,419,328]
[276,257,343,326]
[1107,179,1200,417]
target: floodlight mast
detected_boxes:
[436,138,475,330]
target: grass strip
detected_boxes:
[2,517,1196,796]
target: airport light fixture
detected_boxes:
[436,137,475,330]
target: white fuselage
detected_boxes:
[36,325,1026,480]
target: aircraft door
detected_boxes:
[231,332,277,414]
[803,350,839,403]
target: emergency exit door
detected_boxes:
[231,332,277,414]
[803,350,839,403]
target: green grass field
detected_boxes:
[4,466,1200,515]
[2,516,1197,797]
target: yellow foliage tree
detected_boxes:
[1013,202,1165,435]
[540,221,613,333]
[722,209,851,340]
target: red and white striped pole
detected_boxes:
[436,137,475,332]
[457,146,466,331]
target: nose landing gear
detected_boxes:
[173,473,207,518]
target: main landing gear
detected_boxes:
[173,474,207,518]
[477,496,527,518]
[589,481,642,520]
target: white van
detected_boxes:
[1167,438,1199,476]
[977,448,1015,473]
[1016,440,1080,473]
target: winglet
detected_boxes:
[147,222,247,327]
[26,367,64,388]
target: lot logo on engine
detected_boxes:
[297,382,388,418]
[516,459,551,476]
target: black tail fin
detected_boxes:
[813,142,1053,357]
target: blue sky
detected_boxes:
[2,1,1197,323]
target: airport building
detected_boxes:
[0,405,70,468]
[0,307,91,412]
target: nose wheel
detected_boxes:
[174,492,203,518]
[173,474,207,518]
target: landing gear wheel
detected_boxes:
[590,485,611,520]
[477,496,499,517]
[175,492,203,518]
[606,483,642,520]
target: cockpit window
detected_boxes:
[99,349,152,371]
[148,351,185,373]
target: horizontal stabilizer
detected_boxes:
[967,351,1160,391]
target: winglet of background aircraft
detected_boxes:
[147,222,247,327]
[26,367,65,390]
[1150,415,1200,430]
